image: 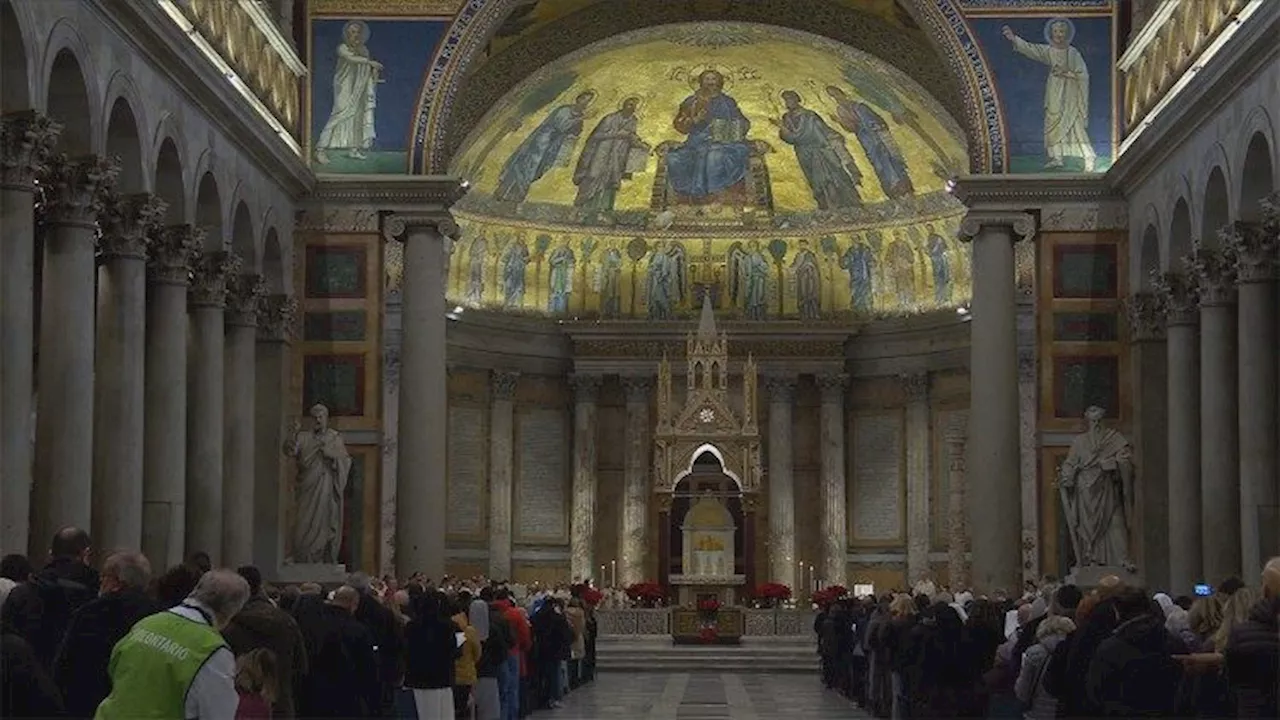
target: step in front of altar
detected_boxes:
[595,636,820,673]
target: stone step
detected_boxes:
[596,636,820,673]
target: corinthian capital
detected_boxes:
[148,224,204,286]
[1261,191,1280,242]
[1222,221,1276,284]
[816,373,849,403]
[491,371,520,401]
[1151,271,1199,326]
[765,374,797,403]
[622,376,653,404]
[189,251,243,308]
[39,154,119,226]
[225,273,266,326]
[98,191,167,261]
[899,372,929,402]
[1124,291,1166,341]
[0,111,62,190]
[569,374,601,405]
[256,293,298,341]
[1184,238,1236,307]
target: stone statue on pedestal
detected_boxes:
[284,403,352,564]
[1058,406,1136,571]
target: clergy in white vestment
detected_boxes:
[315,20,382,164]
[1002,19,1097,172]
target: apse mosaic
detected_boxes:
[448,22,970,320]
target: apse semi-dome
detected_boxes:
[448,22,970,321]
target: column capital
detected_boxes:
[225,273,265,327]
[189,250,242,309]
[1222,221,1277,284]
[1152,271,1200,326]
[898,372,929,402]
[569,374,601,404]
[148,224,204,286]
[39,154,119,227]
[0,111,62,190]
[256,293,298,341]
[958,211,1037,243]
[1124,291,1166,342]
[1261,191,1279,242]
[98,191,166,261]
[816,373,849,402]
[490,370,520,401]
[1184,239,1236,307]
[765,374,797,403]
[383,212,459,243]
[621,375,653,404]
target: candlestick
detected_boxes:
[610,559,616,588]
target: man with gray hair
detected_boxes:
[53,552,161,716]
[97,569,248,720]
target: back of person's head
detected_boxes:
[1217,576,1245,597]
[1173,594,1193,610]
[1112,587,1152,622]
[186,551,212,574]
[0,577,17,607]
[1187,595,1224,638]
[495,587,512,602]
[1211,586,1260,652]
[1037,614,1076,641]
[1095,575,1125,600]
[153,564,201,607]
[236,566,264,597]
[888,593,916,619]
[330,585,361,612]
[278,585,301,612]
[188,569,250,629]
[102,552,151,592]
[346,572,372,593]
[235,648,279,704]
[479,586,495,602]
[298,582,322,595]
[50,527,91,562]
[1052,584,1083,616]
[0,554,32,582]
[965,598,1003,635]
[1261,557,1280,600]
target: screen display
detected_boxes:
[1194,584,1212,596]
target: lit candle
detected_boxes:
[610,559,617,587]
[600,565,605,585]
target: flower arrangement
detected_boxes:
[753,582,792,608]
[696,598,722,613]
[581,587,604,607]
[698,626,719,644]
[625,581,664,608]
[811,584,848,608]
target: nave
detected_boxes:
[555,672,864,720]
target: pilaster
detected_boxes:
[900,372,931,585]
[765,374,797,589]
[488,370,519,580]
[569,374,602,582]
[816,373,848,589]
[620,376,653,587]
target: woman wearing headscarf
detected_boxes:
[471,597,505,720]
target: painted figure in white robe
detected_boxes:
[284,403,351,564]
[1002,19,1097,172]
[315,21,382,165]
[573,97,650,216]
[1058,405,1134,567]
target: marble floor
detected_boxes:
[556,672,868,719]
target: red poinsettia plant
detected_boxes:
[698,626,719,644]
[811,585,849,607]
[625,581,664,607]
[697,598,721,612]
[753,583,792,607]
[580,587,604,607]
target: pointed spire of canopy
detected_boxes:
[697,291,717,339]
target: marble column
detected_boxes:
[1126,291,1169,591]
[959,212,1033,592]
[1154,271,1202,592]
[253,294,295,575]
[620,376,652,587]
[92,192,165,555]
[32,155,118,550]
[765,375,797,589]
[944,429,969,589]
[0,112,60,555]
[222,273,264,568]
[488,371,519,580]
[388,214,454,579]
[1226,222,1277,577]
[817,373,848,589]
[569,374,601,583]
[901,372,931,585]
[1187,241,1241,581]
[142,225,202,569]
[186,251,241,562]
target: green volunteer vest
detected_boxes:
[95,609,228,720]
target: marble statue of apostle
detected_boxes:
[1058,405,1134,568]
[284,403,352,564]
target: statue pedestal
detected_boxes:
[276,562,348,585]
[1066,564,1142,589]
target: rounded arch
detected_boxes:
[1201,165,1231,247]
[417,0,992,174]
[261,225,284,294]
[0,0,34,111]
[40,19,100,154]
[153,136,186,223]
[229,200,256,270]
[1239,131,1274,222]
[104,96,145,193]
[1169,196,1193,267]
[101,72,151,186]
[194,171,224,251]
[1138,224,1160,290]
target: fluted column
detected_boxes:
[944,429,969,589]
[488,370,519,580]
[388,214,454,579]
[766,375,797,589]
[92,192,165,555]
[817,373,848,588]
[253,294,296,574]
[32,155,118,550]
[959,212,1034,592]
[1186,241,1241,581]
[620,376,652,586]
[1126,291,1169,590]
[142,225,201,568]
[0,112,61,555]
[1226,221,1277,577]
[569,374,601,582]
[1154,272,1202,592]
[901,372,931,584]
[186,251,241,562]
[222,273,264,567]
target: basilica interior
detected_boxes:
[1,0,1277,607]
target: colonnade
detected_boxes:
[0,111,294,570]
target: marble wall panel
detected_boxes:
[446,404,487,540]
[515,406,570,543]
[931,408,969,551]
[850,410,906,546]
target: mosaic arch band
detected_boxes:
[1002,17,1096,172]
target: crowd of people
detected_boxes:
[0,527,600,719]
[814,559,1280,718]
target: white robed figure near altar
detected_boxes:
[284,403,352,563]
[1002,18,1097,171]
[315,20,382,164]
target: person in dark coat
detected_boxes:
[222,566,309,719]
[348,572,405,716]
[1,554,33,582]
[295,585,381,718]
[1046,591,1118,720]
[531,598,571,709]
[403,590,462,717]
[902,602,977,719]
[1085,587,1186,717]
[1223,557,1280,718]
[0,527,99,671]
[2,632,64,718]
[51,551,159,718]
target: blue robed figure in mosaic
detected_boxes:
[664,70,752,202]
